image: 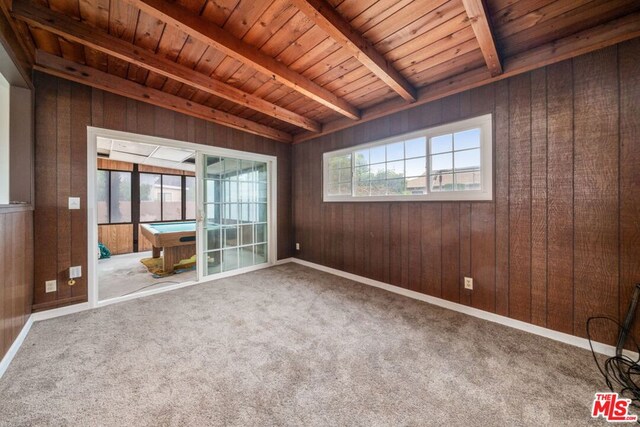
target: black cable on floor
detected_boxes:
[587,316,640,411]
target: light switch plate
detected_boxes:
[69,265,82,278]
[45,280,57,293]
[68,197,80,210]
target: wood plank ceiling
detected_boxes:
[5,0,640,142]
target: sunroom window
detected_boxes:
[323,114,492,202]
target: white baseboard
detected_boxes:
[289,258,634,358]
[31,302,91,322]
[0,315,34,379]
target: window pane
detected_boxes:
[386,160,404,179]
[386,142,404,162]
[162,175,182,221]
[239,246,254,268]
[239,181,251,202]
[430,173,454,192]
[254,244,268,264]
[205,203,220,224]
[241,224,253,245]
[222,203,238,224]
[205,156,222,179]
[140,174,161,222]
[455,171,482,191]
[431,153,453,173]
[240,160,254,180]
[454,128,481,150]
[206,250,221,275]
[430,134,453,154]
[355,180,369,196]
[222,248,238,272]
[405,137,426,158]
[258,203,267,222]
[223,180,238,203]
[326,180,345,196]
[386,178,405,195]
[355,165,371,182]
[255,162,267,182]
[369,162,385,179]
[339,182,351,195]
[328,154,351,170]
[405,176,427,194]
[454,148,481,170]
[97,170,109,223]
[255,223,267,243]
[339,168,352,183]
[185,176,196,220]
[355,149,369,166]
[370,180,386,196]
[223,226,238,247]
[206,228,221,250]
[110,171,131,223]
[405,157,426,177]
[370,145,385,164]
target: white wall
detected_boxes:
[0,73,9,205]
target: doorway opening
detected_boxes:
[87,127,277,307]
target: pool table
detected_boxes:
[140,221,196,273]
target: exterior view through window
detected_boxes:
[323,114,492,202]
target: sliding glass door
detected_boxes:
[199,154,270,279]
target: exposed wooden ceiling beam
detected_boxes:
[33,51,292,143]
[461,0,502,76]
[290,0,417,102]
[125,0,360,121]
[293,12,640,143]
[11,0,321,133]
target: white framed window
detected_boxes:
[323,114,493,202]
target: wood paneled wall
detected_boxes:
[97,224,133,256]
[292,40,640,346]
[0,207,33,360]
[34,72,292,311]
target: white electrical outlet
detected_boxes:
[45,280,57,293]
[68,197,80,210]
[464,277,473,290]
[296,243,300,250]
[69,266,82,278]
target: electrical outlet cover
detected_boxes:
[45,280,57,293]
[69,266,82,278]
[464,277,473,290]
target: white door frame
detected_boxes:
[87,126,278,308]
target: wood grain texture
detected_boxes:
[33,71,293,310]
[618,38,640,345]
[461,0,502,75]
[507,73,531,323]
[98,224,134,255]
[291,43,640,346]
[530,68,547,327]
[545,59,574,335]
[572,46,619,344]
[0,208,33,361]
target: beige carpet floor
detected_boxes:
[0,264,612,426]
